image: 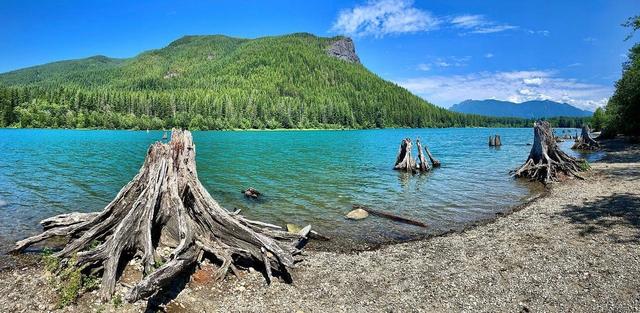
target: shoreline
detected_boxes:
[1,138,638,312]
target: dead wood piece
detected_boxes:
[424,144,441,167]
[512,120,587,185]
[415,139,431,172]
[571,125,600,150]
[352,204,428,228]
[393,138,417,172]
[12,129,310,303]
[243,187,261,199]
[494,135,502,146]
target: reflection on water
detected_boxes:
[0,128,597,250]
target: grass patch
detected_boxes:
[579,159,591,171]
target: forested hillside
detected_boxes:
[0,33,541,129]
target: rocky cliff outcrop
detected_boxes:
[326,37,360,64]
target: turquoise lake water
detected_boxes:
[0,128,601,250]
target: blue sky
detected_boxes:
[1,0,638,110]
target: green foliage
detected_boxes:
[623,15,640,41]
[41,253,101,308]
[0,33,549,129]
[604,44,640,136]
[42,248,60,272]
[591,107,606,131]
[112,294,123,308]
[56,256,82,308]
[602,16,640,136]
[579,159,591,171]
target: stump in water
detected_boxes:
[512,121,587,184]
[424,144,441,167]
[415,139,430,172]
[243,187,261,199]
[11,129,310,303]
[393,138,417,172]
[572,125,600,150]
[489,135,501,147]
[494,135,502,146]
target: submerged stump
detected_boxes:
[393,138,417,172]
[512,120,587,184]
[572,125,600,150]
[11,129,310,303]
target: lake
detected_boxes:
[0,128,601,251]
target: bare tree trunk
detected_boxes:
[494,135,502,146]
[11,130,310,303]
[393,138,417,172]
[571,125,600,150]
[512,121,587,184]
[415,139,430,172]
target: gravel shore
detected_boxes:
[1,139,639,312]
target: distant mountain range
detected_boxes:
[450,99,593,119]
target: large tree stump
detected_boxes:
[393,138,417,172]
[415,139,430,172]
[571,125,600,150]
[11,129,310,303]
[512,121,587,184]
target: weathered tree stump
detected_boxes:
[415,139,430,172]
[512,121,587,184]
[424,144,441,167]
[393,138,417,172]
[11,130,310,303]
[571,125,600,150]
[494,135,502,146]
[489,135,501,147]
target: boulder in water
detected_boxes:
[345,208,369,220]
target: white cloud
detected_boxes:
[417,63,431,71]
[331,0,440,37]
[523,77,543,86]
[527,29,550,36]
[331,2,521,37]
[450,15,485,28]
[396,70,612,111]
[419,56,470,70]
[450,14,517,34]
[484,53,494,58]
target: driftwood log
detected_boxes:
[352,204,427,228]
[571,125,600,150]
[393,138,417,172]
[415,139,430,172]
[512,121,586,184]
[11,130,310,302]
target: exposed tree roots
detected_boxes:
[11,129,310,303]
[572,125,601,150]
[512,120,587,184]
